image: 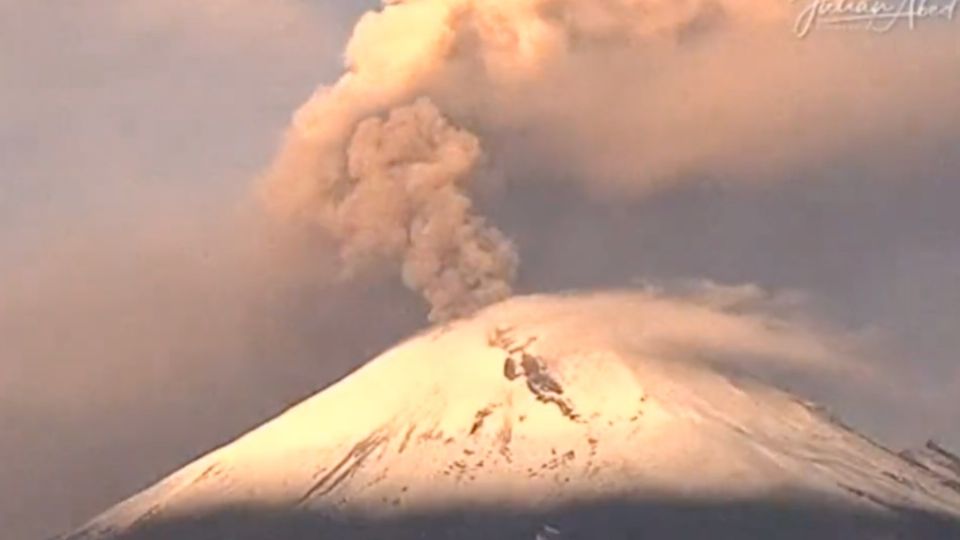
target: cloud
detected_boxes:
[528,286,869,378]
[333,99,518,321]
[260,0,960,318]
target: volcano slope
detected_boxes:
[63,293,960,539]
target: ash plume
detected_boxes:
[259,0,960,320]
[340,98,517,322]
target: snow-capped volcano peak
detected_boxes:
[66,293,960,539]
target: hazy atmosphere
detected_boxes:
[2,1,959,539]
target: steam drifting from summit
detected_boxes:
[260,0,960,320]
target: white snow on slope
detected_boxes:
[67,292,960,538]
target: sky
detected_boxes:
[1,1,959,539]
[0,1,386,538]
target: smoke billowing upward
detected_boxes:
[340,99,517,321]
[260,0,960,320]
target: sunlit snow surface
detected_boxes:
[64,293,960,539]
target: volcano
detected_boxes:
[63,293,960,539]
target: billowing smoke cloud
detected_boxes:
[336,99,517,321]
[260,0,960,319]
